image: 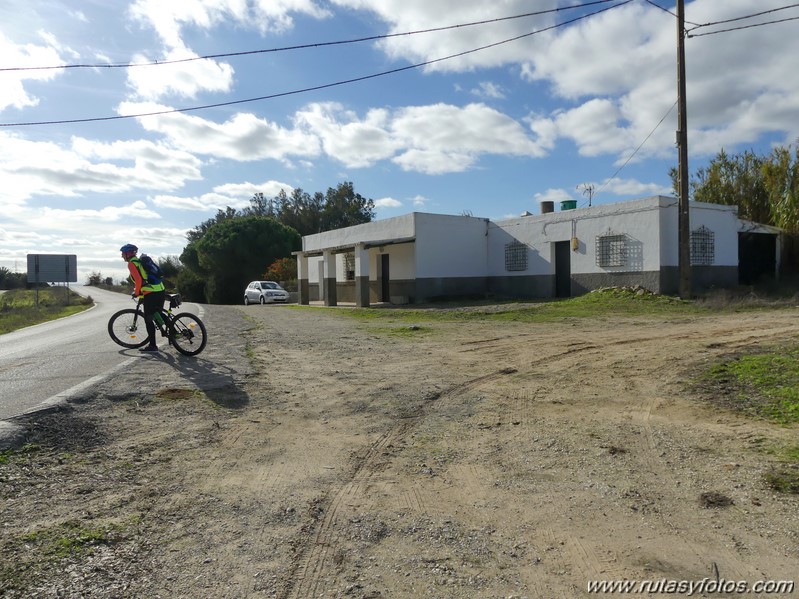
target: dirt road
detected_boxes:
[2,302,798,598]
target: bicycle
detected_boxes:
[107,293,208,356]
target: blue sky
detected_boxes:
[1,0,798,284]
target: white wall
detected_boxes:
[303,213,416,253]
[414,213,489,278]
[303,197,743,285]
[374,242,415,280]
[490,197,667,276]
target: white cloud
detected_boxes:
[411,195,428,207]
[533,188,574,203]
[330,0,799,164]
[393,148,475,175]
[0,132,203,203]
[332,0,559,72]
[374,197,402,208]
[40,200,159,225]
[152,179,295,212]
[390,102,547,173]
[471,82,505,100]
[0,31,65,113]
[122,102,322,162]
[596,178,673,198]
[125,0,332,100]
[122,100,547,175]
[129,0,331,46]
[294,103,399,168]
[126,49,235,101]
[213,180,295,199]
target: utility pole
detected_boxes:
[676,0,691,298]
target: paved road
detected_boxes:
[0,287,209,448]
[0,287,140,421]
[0,286,207,420]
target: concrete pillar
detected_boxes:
[296,253,309,305]
[323,250,337,306]
[354,243,370,308]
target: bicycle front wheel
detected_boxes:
[169,312,208,356]
[108,308,150,349]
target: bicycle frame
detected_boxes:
[108,292,207,356]
[138,296,176,337]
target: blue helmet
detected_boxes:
[120,243,138,254]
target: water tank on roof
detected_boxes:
[540,200,555,214]
[560,199,577,211]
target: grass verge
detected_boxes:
[0,288,93,335]
[698,346,799,425]
[694,344,799,495]
[289,287,709,324]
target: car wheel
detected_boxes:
[259,295,266,305]
[244,296,250,305]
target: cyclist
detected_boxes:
[120,243,165,353]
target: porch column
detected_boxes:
[296,253,309,305]
[323,250,337,306]
[354,243,370,308]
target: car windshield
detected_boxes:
[261,281,282,290]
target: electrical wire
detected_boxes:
[687,15,799,38]
[593,100,678,200]
[0,0,620,73]
[0,1,633,128]
[640,0,701,27]
[686,2,799,33]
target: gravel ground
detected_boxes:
[1,301,798,598]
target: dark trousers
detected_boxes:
[141,290,166,346]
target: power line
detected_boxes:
[687,14,799,38]
[0,0,620,73]
[686,2,799,33]
[0,1,633,128]
[639,0,701,27]
[594,100,677,199]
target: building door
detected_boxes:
[739,232,777,284]
[380,254,390,302]
[554,241,571,298]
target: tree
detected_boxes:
[242,192,276,218]
[176,181,374,302]
[274,188,325,236]
[674,142,799,231]
[321,181,375,231]
[0,267,25,290]
[695,149,771,224]
[186,206,239,243]
[182,216,301,304]
[253,182,373,236]
[762,144,799,234]
[673,141,799,273]
[86,272,104,286]
[263,257,297,289]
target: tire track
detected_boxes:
[281,366,519,599]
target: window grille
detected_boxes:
[691,225,715,265]
[344,252,355,280]
[596,233,627,267]
[505,241,528,271]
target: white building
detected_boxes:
[294,196,780,307]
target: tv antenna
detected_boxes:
[577,183,595,207]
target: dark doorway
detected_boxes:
[554,241,571,298]
[739,232,776,285]
[380,254,390,302]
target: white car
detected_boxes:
[244,281,289,305]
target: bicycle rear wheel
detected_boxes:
[108,308,150,349]
[168,312,208,356]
